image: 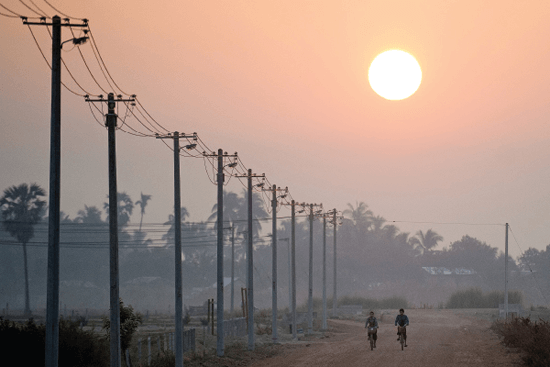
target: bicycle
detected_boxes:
[397,325,407,350]
[366,326,377,351]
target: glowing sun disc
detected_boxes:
[368,50,422,100]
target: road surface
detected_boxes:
[250,309,519,367]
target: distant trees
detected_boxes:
[135,192,152,233]
[103,192,134,227]
[410,229,443,255]
[0,183,46,316]
[208,189,268,237]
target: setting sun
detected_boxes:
[368,50,422,100]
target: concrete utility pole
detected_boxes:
[332,210,338,317]
[305,203,322,334]
[203,149,237,357]
[23,15,87,367]
[505,223,509,319]
[271,185,278,343]
[230,226,235,314]
[236,169,265,350]
[86,93,135,367]
[263,185,287,343]
[322,214,327,330]
[216,149,224,356]
[291,200,297,340]
[156,132,196,367]
[322,209,338,323]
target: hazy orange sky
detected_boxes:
[1,0,550,258]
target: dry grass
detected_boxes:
[491,317,550,367]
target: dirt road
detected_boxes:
[250,309,520,367]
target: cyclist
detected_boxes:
[395,308,409,347]
[365,311,379,348]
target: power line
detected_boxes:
[390,220,504,226]
[18,0,45,17]
[41,0,83,20]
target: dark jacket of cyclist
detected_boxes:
[395,314,409,327]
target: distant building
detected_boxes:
[422,267,476,275]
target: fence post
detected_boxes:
[138,338,141,363]
[148,336,151,365]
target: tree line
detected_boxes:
[1,182,547,313]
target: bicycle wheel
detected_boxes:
[370,336,373,351]
[400,334,404,351]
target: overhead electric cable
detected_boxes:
[41,0,82,20]
[26,24,85,96]
[18,0,45,17]
[28,0,48,17]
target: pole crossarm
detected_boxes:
[85,95,136,103]
[23,18,88,27]
[203,151,238,158]
[322,208,343,225]
[235,172,265,179]
[155,132,197,140]
[304,203,323,218]
[261,186,288,198]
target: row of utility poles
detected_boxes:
[36,14,343,367]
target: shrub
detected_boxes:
[0,317,109,367]
[492,317,550,367]
[102,298,143,352]
[446,288,523,308]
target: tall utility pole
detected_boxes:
[305,203,322,334]
[262,185,287,344]
[291,200,297,340]
[284,200,306,339]
[23,15,87,367]
[271,185,278,344]
[322,209,337,324]
[156,132,196,367]
[236,169,265,350]
[203,149,238,357]
[230,226,235,314]
[505,223,509,319]
[322,214,327,330]
[332,210,338,317]
[216,149,224,357]
[87,93,135,367]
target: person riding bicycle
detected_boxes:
[395,308,409,347]
[365,311,379,348]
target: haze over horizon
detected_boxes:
[2,0,550,259]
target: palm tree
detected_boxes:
[0,183,46,315]
[162,207,191,244]
[410,229,443,254]
[75,205,103,224]
[208,191,242,222]
[104,192,134,227]
[208,189,269,241]
[235,188,269,238]
[343,201,373,228]
[135,192,152,233]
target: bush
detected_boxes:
[492,317,550,367]
[0,317,109,367]
[102,298,143,352]
[446,287,523,308]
